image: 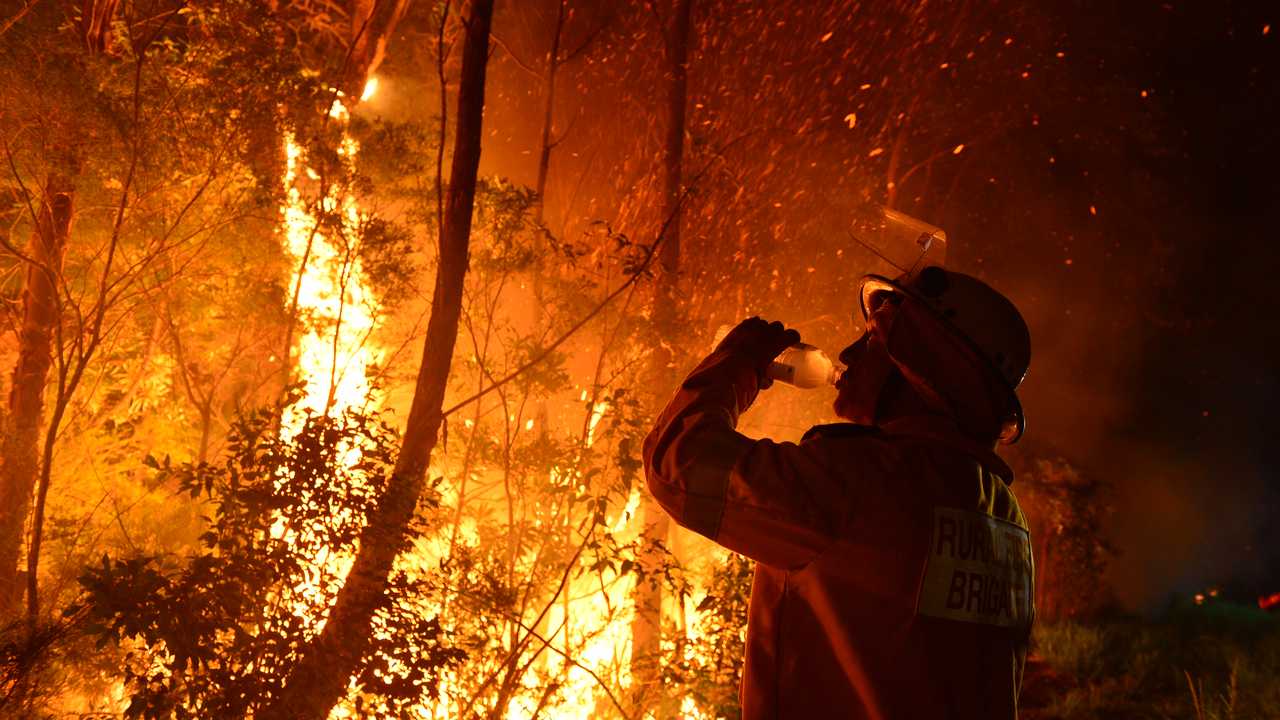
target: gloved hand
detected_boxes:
[714,317,801,389]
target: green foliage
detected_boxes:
[372,146,679,717]
[665,552,753,719]
[354,214,419,307]
[77,405,463,718]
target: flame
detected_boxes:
[449,396,727,718]
[272,90,724,719]
[274,99,383,642]
[89,87,387,720]
[280,126,380,428]
[501,475,642,719]
[585,400,609,447]
[361,76,380,102]
[484,394,719,719]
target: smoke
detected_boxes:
[1106,444,1270,609]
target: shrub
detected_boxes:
[77,404,464,718]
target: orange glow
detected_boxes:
[276,101,382,648]
[281,118,380,428]
[362,76,380,102]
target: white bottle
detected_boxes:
[714,325,845,389]
[768,343,844,388]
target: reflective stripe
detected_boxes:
[680,428,750,539]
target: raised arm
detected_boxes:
[642,319,856,569]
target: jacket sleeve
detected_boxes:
[642,348,855,570]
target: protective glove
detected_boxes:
[714,316,801,389]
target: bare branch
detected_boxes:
[0,139,57,278]
[559,14,610,65]
[0,0,41,38]
[440,130,758,418]
[490,30,540,77]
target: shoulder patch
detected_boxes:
[801,423,880,442]
[916,507,1034,631]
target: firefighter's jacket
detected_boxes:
[643,349,1035,720]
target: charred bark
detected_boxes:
[0,174,72,613]
[631,0,692,709]
[261,0,493,715]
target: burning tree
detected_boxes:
[0,0,329,635]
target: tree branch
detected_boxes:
[439,129,758,418]
[490,30,540,76]
[0,0,41,38]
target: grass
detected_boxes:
[1024,602,1280,719]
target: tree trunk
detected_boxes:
[262,0,493,716]
[533,0,567,225]
[631,0,692,710]
[346,0,411,98]
[0,174,72,614]
[529,0,568,456]
[81,0,120,53]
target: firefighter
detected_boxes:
[643,266,1034,719]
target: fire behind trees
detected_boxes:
[1,0,1277,717]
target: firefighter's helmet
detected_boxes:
[859,266,1031,442]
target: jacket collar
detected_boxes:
[879,415,1015,484]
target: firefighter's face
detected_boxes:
[834,331,878,423]
[837,332,870,368]
[834,300,899,423]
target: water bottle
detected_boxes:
[714,325,845,389]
